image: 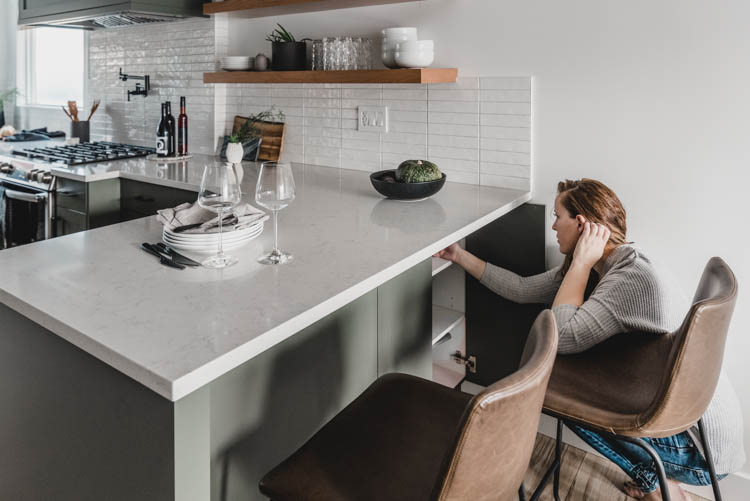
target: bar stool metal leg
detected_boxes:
[615,435,671,501]
[553,418,562,501]
[529,418,562,501]
[698,418,723,501]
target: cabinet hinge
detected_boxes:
[450,351,476,373]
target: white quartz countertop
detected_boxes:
[0,160,530,401]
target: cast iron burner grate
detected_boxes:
[12,142,155,166]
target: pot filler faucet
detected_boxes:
[119,68,150,101]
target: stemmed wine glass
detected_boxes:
[197,163,242,269]
[255,161,296,265]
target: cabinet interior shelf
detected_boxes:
[433,361,465,389]
[432,305,464,346]
[431,257,452,276]
[203,0,418,18]
[203,69,458,84]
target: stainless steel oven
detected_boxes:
[0,159,56,249]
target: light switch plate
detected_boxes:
[358,105,388,132]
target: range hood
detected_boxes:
[19,1,206,29]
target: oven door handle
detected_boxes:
[4,189,48,204]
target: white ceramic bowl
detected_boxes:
[382,34,424,68]
[394,49,434,68]
[396,40,433,52]
[382,27,417,39]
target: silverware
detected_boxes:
[154,243,201,267]
[172,215,238,233]
[140,243,185,270]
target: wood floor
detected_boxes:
[523,434,708,500]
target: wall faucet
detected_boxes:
[119,68,150,101]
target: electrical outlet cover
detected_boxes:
[358,105,388,132]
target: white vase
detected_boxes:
[226,142,244,163]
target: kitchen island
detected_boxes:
[0,157,531,501]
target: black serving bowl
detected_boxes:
[369,170,447,200]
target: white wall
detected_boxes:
[0,0,17,125]
[228,0,750,488]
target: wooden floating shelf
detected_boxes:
[203,68,458,84]
[204,0,418,18]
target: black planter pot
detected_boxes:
[0,109,5,127]
[271,41,307,71]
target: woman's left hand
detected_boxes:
[572,218,611,269]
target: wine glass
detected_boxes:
[255,161,296,265]
[197,163,242,269]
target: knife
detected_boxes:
[140,243,186,270]
[154,242,201,267]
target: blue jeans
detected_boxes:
[568,423,725,493]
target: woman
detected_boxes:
[436,179,745,500]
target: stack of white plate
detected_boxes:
[163,223,263,253]
[220,56,252,71]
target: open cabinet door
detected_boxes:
[465,203,547,386]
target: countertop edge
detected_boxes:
[168,191,532,401]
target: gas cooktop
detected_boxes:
[11,141,155,166]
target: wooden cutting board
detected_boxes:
[232,116,286,162]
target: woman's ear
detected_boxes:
[576,215,586,231]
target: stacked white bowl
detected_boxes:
[220,56,252,71]
[381,27,417,69]
[394,40,434,69]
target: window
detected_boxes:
[17,27,86,107]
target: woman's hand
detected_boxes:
[572,217,611,269]
[434,242,463,263]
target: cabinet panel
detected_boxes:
[120,179,196,217]
[18,0,116,20]
[55,206,87,236]
[56,177,86,212]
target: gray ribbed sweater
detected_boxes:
[480,244,745,474]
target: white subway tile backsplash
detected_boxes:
[480,102,531,115]
[480,149,531,166]
[480,173,531,191]
[480,126,530,140]
[428,89,480,102]
[479,90,531,103]
[427,100,479,113]
[480,162,530,178]
[90,18,529,190]
[428,123,479,137]
[480,77,532,90]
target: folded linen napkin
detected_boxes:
[156,202,268,234]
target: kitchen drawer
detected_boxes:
[56,178,86,212]
[120,179,196,216]
[55,206,87,236]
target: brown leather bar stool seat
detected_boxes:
[540,257,738,501]
[260,310,559,501]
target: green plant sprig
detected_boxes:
[228,106,286,144]
[265,23,297,43]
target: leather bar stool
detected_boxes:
[538,257,737,501]
[259,310,559,501]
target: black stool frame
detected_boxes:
[525,414,723,501]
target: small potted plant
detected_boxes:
[0,88,19,127]
[223,106,285,163]
[266,24,308,71]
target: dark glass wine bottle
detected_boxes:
[177,96,188,156]
[165,101,176,157]
[156,103,168,157]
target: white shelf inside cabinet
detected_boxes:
[432,305,464,346]
[431,257,452,276]
[433,361,465,388]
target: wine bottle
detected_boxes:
[165,101,176,157]
[177,96,188,156]
[156,103,168,157]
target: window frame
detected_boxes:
[16,26,89,109]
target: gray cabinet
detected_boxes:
[54,177,196,237]
[55,177,119,237]
[18,0,113,20]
